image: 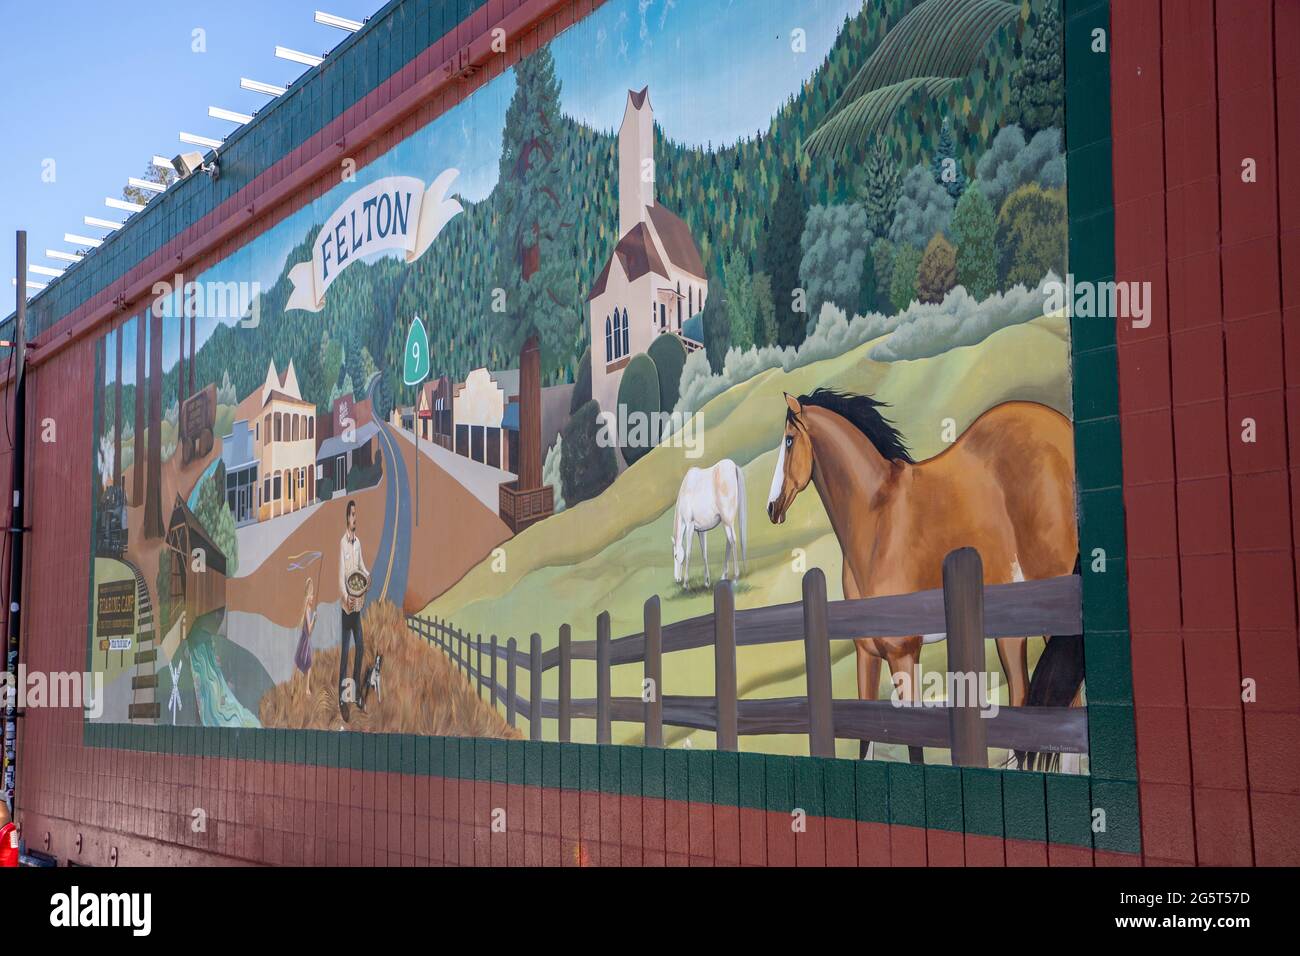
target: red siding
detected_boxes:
[1116,0,1300,867]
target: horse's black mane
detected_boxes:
[793,388,914,464]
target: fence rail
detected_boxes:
[408,548,1087,766]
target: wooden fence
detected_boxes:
[407,548,1087,767]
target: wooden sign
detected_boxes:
[95,580,136,637]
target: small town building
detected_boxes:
[452,367,517,470]
[250,359,318,520]
[219,418,260,526]
[417,375,455,450]
[315,392,381,496]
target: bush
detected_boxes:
[570,346,592,413]
[542,434,566,512]
[346,458,383,493]
[317,476,335,502]
[916,234,957,305]
[560,399,617,506]
[889,164,954,250]
[949,185,998,300]
[975,125,1066,212]
[868,273,1059,363]
[616,353,661,465]
[155,547,177,634]
[889,244,922,313]
[996,184,1067,288]
[871,238,897,314]
[194,460,238,575]
[799,203,872,325]
[647,334,687,415]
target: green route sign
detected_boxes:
[403,315,431,387]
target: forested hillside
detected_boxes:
[117,0,1041,429]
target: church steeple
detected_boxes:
[618,87,655,239]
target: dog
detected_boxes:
[366,653,383,705]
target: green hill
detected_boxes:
[419,310,1072,759]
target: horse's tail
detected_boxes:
[1016,555,1085,772]
[735,460,748,575]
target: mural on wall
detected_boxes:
[89,0,1085,771]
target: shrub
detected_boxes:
[647,334,687,416]
[317,476,335,502]
[975,125,1066,212]
[996,183,1067,288]
[617,353,662,465]
[869,273,1059,363]
[155,547,177,634]
[889,243,923,313]
[949,185,998,300]
[570,346,592,413]
[560,399,617,505]
[916,233,957,305]
[542,434,566,512]
[194,460,238,575]
[799,203,872,325]
[889,164,954,250]
[346,458,383,493]
[871,238,897,314]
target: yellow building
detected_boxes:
[252,359,318,521]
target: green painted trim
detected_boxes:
[79,0,1141,860]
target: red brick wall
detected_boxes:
[1115,0,1300,866]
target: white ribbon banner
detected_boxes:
[286,168,463,312]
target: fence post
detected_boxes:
[457,629,464,673]
[506,638,518,728]
[530,633,543,742]
[802,568,834,758]
[477,633,484,698]
[643,596,663,748]
[596,611,611,745]
[943,547,989,768]
[490,634,499,709]
[558,624,572,743]
[713,581,738,751]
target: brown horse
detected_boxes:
[766,389,1080,764]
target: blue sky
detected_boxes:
[4,0,863,349]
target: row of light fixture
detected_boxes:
[16,10,366,295]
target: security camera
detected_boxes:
[172,152,220,181]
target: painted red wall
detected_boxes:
[1114,0,1300,866]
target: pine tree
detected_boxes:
[1008,0,1065,134]
[764,169,808,347]
[862,140,901,238]
[723,248,757,351]
[930,118,967,201]
[491,45,577,489]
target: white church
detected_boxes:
[587,87,708,416]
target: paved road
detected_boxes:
[365,421,412,609]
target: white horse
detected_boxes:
[671,459,747,587]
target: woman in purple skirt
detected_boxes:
[295,577,318,694]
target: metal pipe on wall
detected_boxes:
[3,230,29,815]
